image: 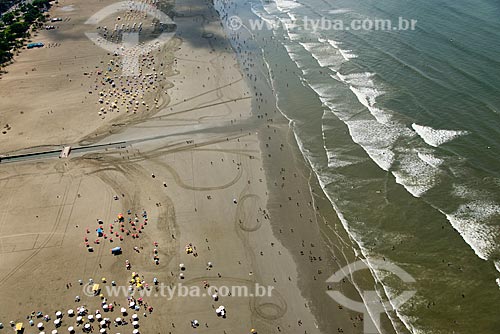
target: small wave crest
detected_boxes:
[412,123,468,147]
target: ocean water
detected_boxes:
[214,0,500,332]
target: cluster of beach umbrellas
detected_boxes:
[90,53,164,118]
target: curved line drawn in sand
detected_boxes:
[236,194,263,232]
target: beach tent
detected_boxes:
[27,42,44,49]
[110,246,122,255]
[92,284,100,294]
[97,228,103,237]
[15,323,23,332]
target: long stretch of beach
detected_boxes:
[0,0,370,333]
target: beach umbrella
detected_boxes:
[55,311,62,318]
[131,314,138,320]
[102,304,109,311]
[120,307,126,314]
[52,330,58,334]
[132,321,139,328]
[129,302,135,308]
[115,317,121,323]
[132,330,139,334]
[100,320,106,327]
[76,316,82,323]
[96,314,102,320]
[37,322,44,329]
[68,326,74,333]
[179,263,185,270]
[87,314,94,321]
[84,324,91,330]
[99,329,106,334]
[53,319,61,327]
[67,309,74,316]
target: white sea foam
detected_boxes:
[326,149,361,168]
[286,32,301,40]
[283,43,308,68]
[443,202,500,260]
[286,12,297,21]
[274,0,302,12]
[328,8,352,14]
[342,119,401,171]
[309,82,337,100]
[393,150,440,197]
[417,152,444,168]
[452,184,480,199]
[250,4,280,27]
[495,261,500,274]
[327,39,358,60]
[338,48,358,60]
[299,42,343,68]
[335,72,393,124]
[412,123,468,147]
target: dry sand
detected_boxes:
[0,0,363,333]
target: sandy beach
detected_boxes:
[0,0,365,333]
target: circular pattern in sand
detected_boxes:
[252,290,288,320]
[236,194,263,232]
